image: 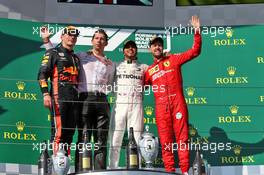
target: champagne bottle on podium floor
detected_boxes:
[201,154,206,175]
[127,127,139,169]
[38,140,51,175]
[192,148,202,175]
[79,132,92,172]
[201,154,209,175]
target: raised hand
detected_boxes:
[40,25,51,42]
[190,15,200,31]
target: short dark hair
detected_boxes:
[92,29,108,42]
[149,36,163,47]
[123,40,137,50]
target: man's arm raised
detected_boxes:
[40,26,54,50]
[172,15,202,65]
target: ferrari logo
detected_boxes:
[164,61,170,67]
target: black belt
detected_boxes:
[80,91,106,97]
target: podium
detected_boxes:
[71,169,182,175]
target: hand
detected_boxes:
[190,15,200,31]
[105,59,113,66]
[40,25,51,42]
[43,94,52,109]
[163,50,171,57]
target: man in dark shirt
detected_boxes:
[38,26,80,155]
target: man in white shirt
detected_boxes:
[108,40,148,169]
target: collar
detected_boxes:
[124,59,137,64]
[59,45,74,54]
[90,52,111,65]
[92,53,107,62]
[154,56,165,64]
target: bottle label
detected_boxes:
[129,154,138,166]
[193,164,199,175]
[38,168,44,174]
[58,157,66,168]
[82,157,91,169]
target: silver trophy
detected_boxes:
[138,125,159,169]
[52,149,70,175]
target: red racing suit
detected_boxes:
[144,32,201,173]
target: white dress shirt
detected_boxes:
[77,52,115,94]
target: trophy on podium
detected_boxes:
[193,149,211,175]
[138,125,159,169]
[52,148,70,175]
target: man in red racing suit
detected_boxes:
[144,16,201,174]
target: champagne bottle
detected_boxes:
[207,164,211,175]
[80,132,92,172]
[127,127,139,169]
[38,141,50,175]
[192,149,202,175]
[200,154,206,175]
[201,154,210,175]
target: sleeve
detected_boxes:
[43,42,54,50]
[173,31,202,65]
[37,49,56,94]
[143,64,149,73]
[144,67,151,86]
[74,54,81,86]
[107,62,116,93]
[75,52,82,58]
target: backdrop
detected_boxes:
[0,18,263,168]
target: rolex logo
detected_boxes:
[226,29,233,38]
[4,121,37,141]
[189,126,197,137]
[186,87,195,97]
[144,106,154,116]
[233,145,242,155]
[214,28,246,46]
[185,87,207,105]
[16,81,25,91]
[48,114,51,121]
[109,96,116,104]
[229,105,239,115]
[16,121,25,132]
[216,66,248,84]
[227,66,236,76]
